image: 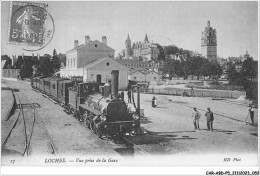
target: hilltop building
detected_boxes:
[228,51,250,63]
[201,21,217,63]
[124,34,159,61]
[125,34,132,58]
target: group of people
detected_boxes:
[192,107,214,131]
[118,90,132,103]
[192,105,255,132]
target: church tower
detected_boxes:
[125,34,132,58]
[201,21,217,62]
[144,33,149,43]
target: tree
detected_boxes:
[189,56,205,80]
[226,62,237,82]
[154,43,165,61]
[163,45,180,55]
[58,53,66,66]
[19,57,36,78]
[241,57,257,80]
[39,54,53,76]
[210,63,223,79]
[52,49,60,72]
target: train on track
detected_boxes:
[31,70,141,138]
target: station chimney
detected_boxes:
[85,36,90,45]
[74,40,79,48]
[102,36,107,45]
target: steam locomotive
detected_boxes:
[31,70,141,138]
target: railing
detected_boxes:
[140,87,246,99]
[186,82,244,91]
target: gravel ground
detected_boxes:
[2,80,258,166]
[1,80,119,166]
[125,92,258,156]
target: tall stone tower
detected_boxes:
[125,34,131,58]
[201,21,217,62]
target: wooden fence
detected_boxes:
[139,87,246,99]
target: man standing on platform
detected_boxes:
[192,107,201,130]
[128,90,131,103]
[205,108,214,131]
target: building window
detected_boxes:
[73,58,75,67]
[106,62,110,66]
[134,77,136,80]
[106,75,109,83]
[94,44,98,47]
[154,77,157,80]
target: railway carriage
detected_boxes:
[49,78,67,101]
[38,77,45,92]
[43,78,51,95]
[67,82,100,114]
[34,76,46,90]
[30,70,141,138]
[58,79,74,107]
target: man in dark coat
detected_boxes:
[121,91,124,101]
[205,108,214,131]
[128,90,131,103]
[248,105,254,124]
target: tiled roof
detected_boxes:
[115,59,146,64]
[67,44,85,52]
[81,57,108,69]
[67,40,115,53]
[129,69,159,75]
[129,70,144,75]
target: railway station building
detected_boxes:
[60,36,129,89]
[129,69,161,82]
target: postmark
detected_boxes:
[8,1,54,51]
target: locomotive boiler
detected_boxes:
[31,71,141,138]
[78,70,140,138]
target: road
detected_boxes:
[1,79,258,166]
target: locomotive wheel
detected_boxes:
[96,129,102,138]
[118,131,124,139]
[67,108,71,115]
[90,122,94,132]
[86,120,91,129]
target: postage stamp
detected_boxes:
[8,1,54,50]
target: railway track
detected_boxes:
[214,98,254,108]
[1,92,22,153]
[122,136,151,156]
[33,85,151,157]
[104,135,152,157]
[2,82,57,156]
[166,96,258,126]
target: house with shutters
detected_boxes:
[60,36,115,78]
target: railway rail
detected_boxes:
[213,98,255,108]
[36,86,152,157]
[1,82,57,156]
[166,96,258,126]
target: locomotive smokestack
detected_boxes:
[111,70,119,99]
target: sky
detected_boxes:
[1,1,258,59]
